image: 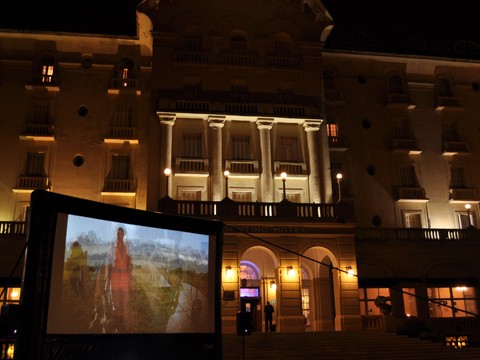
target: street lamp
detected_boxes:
[281,171,287,200]
[336,173,343,202]
[224,170,230,198]
[465,203,472,228]
[164,168,171,197]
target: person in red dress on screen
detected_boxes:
[108,226,132,332]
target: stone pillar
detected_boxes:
[256,118,274,202]
[303,120,322,203]
[208,115,226,201]
[157,113,175,197]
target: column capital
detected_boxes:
[256,117,274,130]
[303,120,323,132]
[208,115,226,128]
[157,112,176,126]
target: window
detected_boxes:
[239,261,259,280]
[358,288,390,316]
[286,193,301,203]
[458,210,475,229]
[1,287,21,306]
[182,134,202,158]
[277,87,295,103]
[387,74,405,94]
[231,136,250,160]
[301,288,310,326]
[399,166,418,187]
[230,31,247,53]
[232,191,252,202]
[428,287,477,318]
[184,29,203,51]
[112,105,134,127]
[31,101,52,124]
[110,155,131,179]
[403,288,417,317]
[118,58,134,80]
[184,80,202,100]
[393,117,410,139]
[327,118,338,137]
[436,77,454,97]
[279,136,299,162]
[273,33,292,55]
[231,83,249,102]
[179,190,201,201]
[25,152,46,176]
[443,122,460,141]
[403,211,422,228]
[450,167,466,188]
[323,70,336,90]
[38,56,56,84]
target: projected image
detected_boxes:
[47,214,213,335]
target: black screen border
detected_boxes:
[16,190,223,359]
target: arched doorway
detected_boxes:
[240,246,278,332]
[302,247,341,332]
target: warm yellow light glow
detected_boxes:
[456,286,467,291]
[465,203,471,210]
[287,266,294,277]
[336,173,343,180]
[224,170,230,178]
[346,266,355,276]
[9,287,20,301]
[281,172,287,180]
[164,168,171,176]
[225,265,233,277]
[270,280,277,290]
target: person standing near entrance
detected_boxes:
[264,301,274,332]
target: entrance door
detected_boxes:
[240,297,262,332]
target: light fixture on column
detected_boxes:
[281,171,287,200]
[225,265,232,277]
[224,170,230,198]
[336,173,343,203]
[465,203,472,228]
[164,168,171,197]
[287,265,294,277]
[270,280,277,290]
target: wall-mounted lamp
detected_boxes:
[225,265,232,276]
[164,168,172,197]
[281,171,287,200]
[270,280,277,290]
[224,170,230,198]
[336,173,343,203]
[346,266,354,276]
[287,265,294,277]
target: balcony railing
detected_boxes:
[25,74,60,91]
[13,176,50,192]
[386,93,416,109]
[19,123,55,141]
[442,141,469,155]
[392,138,421,154]
[158,198,338,222]
[324,89,346,104]
[102,179,137,193]
[266,56,302,69]
[108,78,140,95]
[174,50,210,64]
[104,127,138,144]
[395,187,428,202]
[225,160,259,175]
[355,227,480,241]
[274,161,307,176]
[449,188,479,202]
[0,222,26,235]
[328,136,348,151]
[175,158,209,173]
[436,96,463,111]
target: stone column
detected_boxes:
[157,113,176,197]
[256,118,274,202]
[208,115,226,201]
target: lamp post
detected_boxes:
[281,171,287,200]
[164,168,171,197]
[224,170,230,198]
[465,203,472,228]
[336,173,343,202]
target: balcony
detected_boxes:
[225,160,259,177]
[324,89,346,105]
[386,93,416,109]
[25,74,60,92]
[274,161,308,177]
[12,176,50,193]
[392,138,421,154]
[174,50,210,64]
[442,141,470,156]
[436,96,464,111]
[356,227,480,241]
[158,197,342,223]
[395,186,428,202]
[101,179,137,195]
[104,127,139,144]
[108,78,141,95]
[266,55,302,70]
[19,123,55,141]
[328,136,348,151]
[449,188,479,203]
[175,158,209,175]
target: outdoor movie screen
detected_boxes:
[47,213,215,335]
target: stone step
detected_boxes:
[222,331,480,360]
